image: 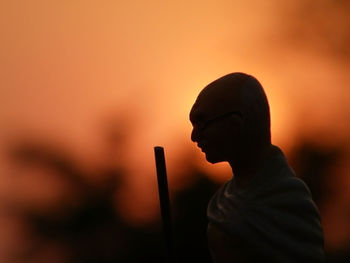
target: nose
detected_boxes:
[191,126,199,142]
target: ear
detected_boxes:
[228,114,243,127]
[226,115,244,142]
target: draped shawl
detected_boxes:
[207,146,325,262]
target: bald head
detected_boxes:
[190,73,271,163]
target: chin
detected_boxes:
[204,152,225,164]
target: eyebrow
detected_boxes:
[189,111,205,123]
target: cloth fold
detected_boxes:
[207,145,325,262]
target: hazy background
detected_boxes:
[1,0,349,262]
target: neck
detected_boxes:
[228,144,272,188]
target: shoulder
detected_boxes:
[250,147,315,207]
[256,173,312,199]
[251,170,320,217]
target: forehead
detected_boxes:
[189,83,241,122]
[189,102,207,123]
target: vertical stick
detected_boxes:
[154,146,174,262]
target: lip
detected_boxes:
[197,142,207,151]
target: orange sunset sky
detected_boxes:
[1,0,349,227]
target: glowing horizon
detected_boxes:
[0,0,349,230]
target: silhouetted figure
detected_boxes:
[189,73,325,262]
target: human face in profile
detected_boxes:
[190,102,242,164]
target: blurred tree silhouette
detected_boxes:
[290,141,350,263]
[172,171,218,263]
[7,140,129,262]
[2,132,220,263]
[4,126,349,262]
[290,141,345,206]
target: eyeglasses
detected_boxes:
[197,110,242,132]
